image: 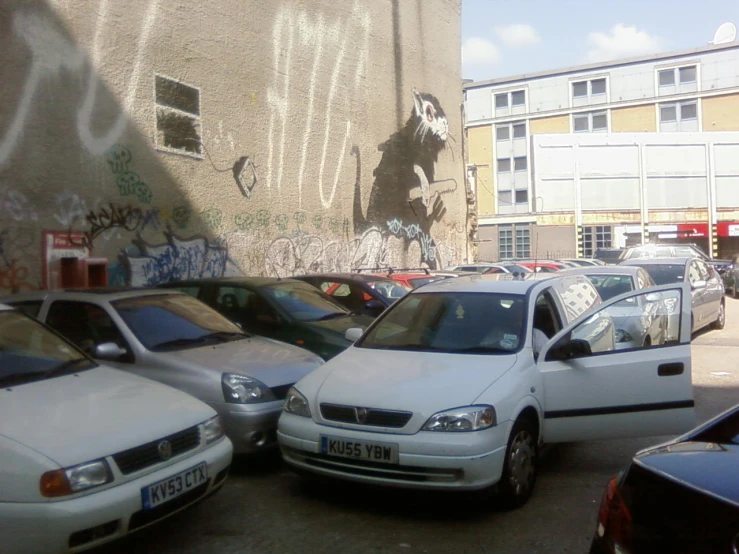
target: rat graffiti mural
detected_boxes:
[354,89,457,269]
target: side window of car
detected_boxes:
[533,290,563,339]
[45,301,133,361]
[695,261,711,281]
[637,269,655,288]
[8,300,43,318]
[547,288,684,361]
[215,286,256,320]
[558,279,601,323]
[688,261,702,284]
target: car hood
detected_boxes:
[636,441,739,505]
[157,335,323,388]
[302,314,375,338]
[0,367,215,468]
[307,346,518,431]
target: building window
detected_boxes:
[155,75,202,156]
[573,111,608,133]
[515,190,528,203]
[659,100,698,131]
[583,225,612,257]
[515,228,531,258]
[496,125,510,141]
[572,77,607,99]
[499,227,513,259]
[496,121,526,141]
[658,64,697,87]
[494,90,526,111]
[513,123,526,138]
[498,156,528,173]
[498,191,512,205]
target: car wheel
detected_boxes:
[733,281,739,299]
[498,415,538,509]
[712,301,726,330]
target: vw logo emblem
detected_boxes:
[355,407,369,424]
[157,440,173,460]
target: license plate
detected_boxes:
[320,435,398,464]
[141,462,208,510]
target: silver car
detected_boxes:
[0,289,325,454]
[620,257,726,334]
[559,265,668,349]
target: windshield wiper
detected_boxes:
[449,346,512,354]
[199,331,251,342]
[43,357,96,377]
[151,336,209,350]
[316,312,350,321]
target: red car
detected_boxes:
[515,260,567,273]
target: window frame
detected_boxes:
[657,64,698,89]
[154,74,204,159]
[657,99,699,131]
[572,110,609,133]
[582,225,613,258]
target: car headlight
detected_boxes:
[222,373,275,403]
[40,459,112,497]
[422,405,496,432]
[200,415,225,444]
[615,329,633,343]
[283,387,311,418]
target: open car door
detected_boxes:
[538,283,695,443]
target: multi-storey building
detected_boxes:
[464,40,739,260]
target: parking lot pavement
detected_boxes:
[96,299,739,554]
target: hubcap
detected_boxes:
[508,430,535,495]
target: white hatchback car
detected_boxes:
[278,274,695,508]
[0,305,233,553]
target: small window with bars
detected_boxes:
[582,225,612,257]
[155,75,202,156]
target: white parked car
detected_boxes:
[0,305,233,553]
[277,274,695,508]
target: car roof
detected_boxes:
[559,265,641,276]
[295,273,394,283]
[620,257,693,265]
[410,273,557,294]
[0,287,184,304]
[157,276,302,288]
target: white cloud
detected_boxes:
[494,24,540,48]
[462,37,502,66]
[585,24,666,63]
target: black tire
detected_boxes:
[498,416,538,509]
[712,301,726,330]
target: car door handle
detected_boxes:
[658,362,684,376]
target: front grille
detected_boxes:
[271,383,294,400]
[113,426,201,475]
[285,448,460,483]
[320,403,413,428]
[128,482,209,531]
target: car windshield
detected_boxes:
[0,310,96,387]
[635,264,685,285]
[113,294,246,351]
[356,292,526,354]
[369,280,411,301]
[584,274,634,301]
[262,281,349,322]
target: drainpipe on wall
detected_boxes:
[638,143,649,245]
[461,101,478,264]
[706,142,718,259]
[573,143,583,257]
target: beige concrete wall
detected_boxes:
[476,224,498,261]
[467,125,494,216]
[702,93,739,131]
[534,225,575,259]
[611,104,657,132]
[0,0,466,292]
[529,115,570,134]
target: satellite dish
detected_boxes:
[710,22,737,44]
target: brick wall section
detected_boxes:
[467,125,494,216]
[611,104,657,132]
[702,93,739,131]
[529,114,569,134]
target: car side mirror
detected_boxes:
[364,299,384,315]
[546,336,592,361]
[345,327,364,342]
[691,279,707,290]
[94,342,127,362]
[645,292,662,302]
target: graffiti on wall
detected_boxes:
[1,2,160,165]
[266,1,371,208]
[0,227,37,293]
[119,231,234,287]
[105,144,152,203]
[354,89,457,269]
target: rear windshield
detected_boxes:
[635,264,685,285]
[584,274,634,301]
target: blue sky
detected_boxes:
[462,0,739,81]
